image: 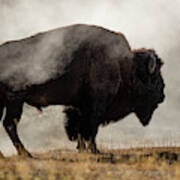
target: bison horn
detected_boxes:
[148,53,156,74]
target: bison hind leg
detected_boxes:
[3,100,32,157]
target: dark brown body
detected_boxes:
[0,24,165,156]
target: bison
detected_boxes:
[0,24,165,157]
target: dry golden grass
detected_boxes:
[0,147,180,180]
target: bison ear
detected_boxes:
[148,53,157,74]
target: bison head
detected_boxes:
[132,49,165,126]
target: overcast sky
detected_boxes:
[0,0,180,156]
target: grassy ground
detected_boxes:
[0,147,180,180]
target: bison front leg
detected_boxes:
[86,96,107,154]
[3,102,32,157]
[77,133,86,152]
[87,126,99,154]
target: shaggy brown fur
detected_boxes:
[0,24,165,156]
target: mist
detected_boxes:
[0,0,180,156]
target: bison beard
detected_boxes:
[0,24,165,156]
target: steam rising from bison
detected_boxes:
[0,24,165,156]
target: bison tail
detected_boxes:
[64,107,82,141]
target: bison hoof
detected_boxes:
[77,143,86,152]
[87,143,100,154]
[91,147,100,154]
[77,144,86,153]
[77,134,86,153]
[18,150,33,158]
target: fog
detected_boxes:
[0,0,180,156]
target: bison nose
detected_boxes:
[159,93,165,103]
[162,94,165,100]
